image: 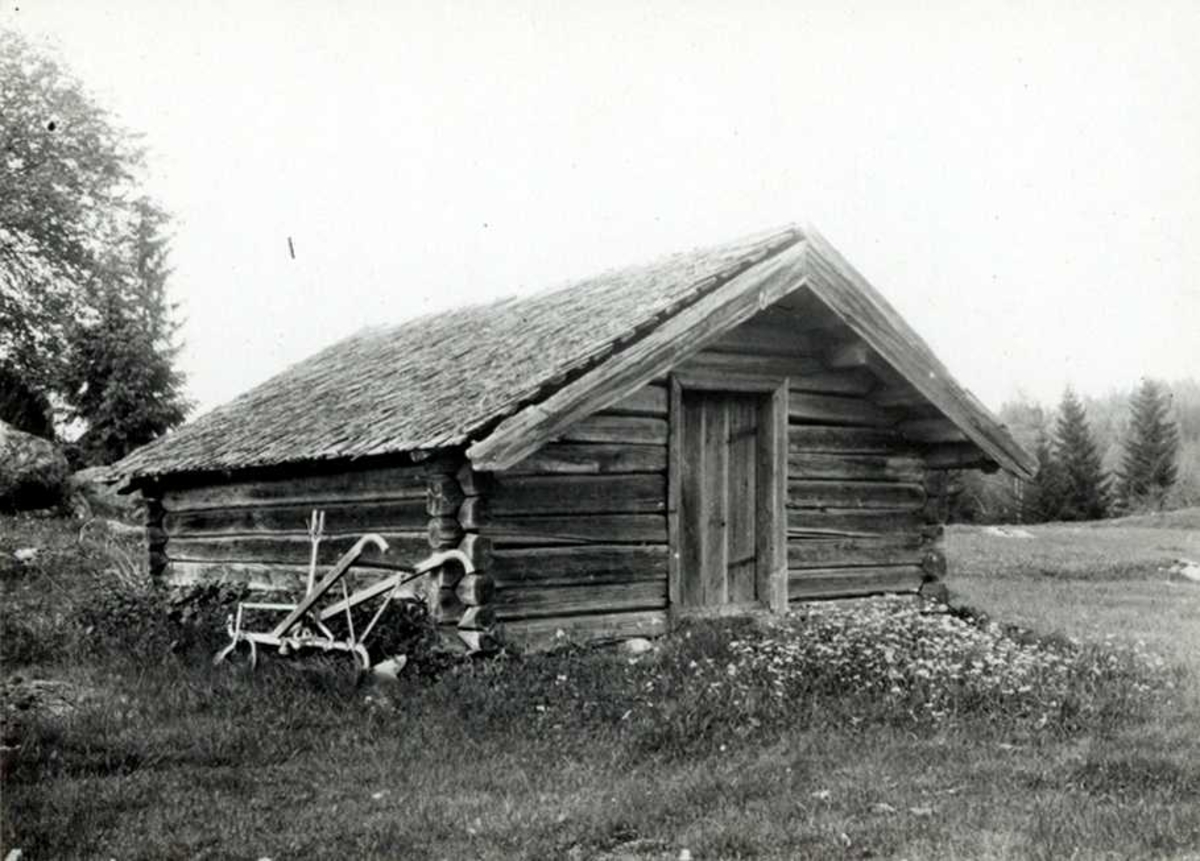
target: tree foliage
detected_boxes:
[1052,388,1110,521]
[1115,379,1179,512]
[1,30,189,461]
[1,30,140,390]
[948,380,1198,525]
[1024,429,1068,522]
[62,199,190,464]
[0,365,54,438]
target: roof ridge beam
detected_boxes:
[468,240,811,471]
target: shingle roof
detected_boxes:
[118,222,1035,481]
[118,225,805,478]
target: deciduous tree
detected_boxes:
[1,30,189,458]
[1,29,141,398]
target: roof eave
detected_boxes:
[800,225,1036,481]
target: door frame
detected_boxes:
[667,372,789,616]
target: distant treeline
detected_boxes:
[948,377,1199,524]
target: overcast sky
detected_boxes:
[6,0,1198,418]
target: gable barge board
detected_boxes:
[469,239,810,471]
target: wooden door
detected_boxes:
[678,390,766,608]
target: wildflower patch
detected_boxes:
[624,596,1177,754]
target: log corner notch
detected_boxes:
[145,494,168,580]
[424,456,499,654]
[917,521,948,602]
[917,467,951,604]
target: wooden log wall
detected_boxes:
[155,462,439,592]
[786,409,946,601]
[687,309,948,603]
[151,457,500,653]
[672,306,940,604]
[462,382,672,652]
[145,494,167,580]
[148,464,437,645]
[145,302,965,653]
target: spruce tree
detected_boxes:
[63,199,190,465]
[1116,379,1180,512]
[1024,429,1067,522]
[1053,388,1110,521]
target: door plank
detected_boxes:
[756,383,788,611]
[726,396,759,603]
[678,392,706,607]
[667,378,684,607]
[700,394,730,606]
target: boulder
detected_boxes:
[1167,559,1200,583]
[619,637,655,656]
[0,420,69,512]
[68,464,140,521]
[370,655,409,683]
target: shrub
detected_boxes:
[164,582,252,656]
[0,616,66,666]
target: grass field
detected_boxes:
[2,511,1199,860]
[946,517,1200,666]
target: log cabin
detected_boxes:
[117,224,1034,652]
